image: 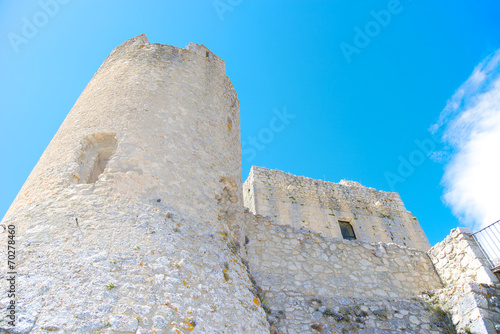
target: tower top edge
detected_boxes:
[119,34,213,53]
[110,34,226,71]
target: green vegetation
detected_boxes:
[104,282,116,290]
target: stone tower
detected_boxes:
[0,35,269,333]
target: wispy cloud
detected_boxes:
[431,50,500,230]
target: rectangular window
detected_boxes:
[339,221,356,240]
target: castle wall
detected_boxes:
[244,166,431,251]
[0,36,269,333]
[5,32,496,334]
[428,228,500,333]
[243,212,444,333]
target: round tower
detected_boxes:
[6,34,242,228]
[0,35,268,333]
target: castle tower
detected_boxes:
[0,35,269,333]
[243,166,431,250]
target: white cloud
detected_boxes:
[432,50,500,231]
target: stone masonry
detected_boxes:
[1,35,500,334]
[244,166,430,251]
[428,228,500,333]
[243,212,444,333]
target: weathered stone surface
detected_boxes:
[428,228,500,334]
[243,213,444,333]
[245,213,441,300]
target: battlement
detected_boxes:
[244,166,431,250]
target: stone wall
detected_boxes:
[429,228,499,287]
[0,197,269,333]
[428,283,500,334]
[243,166,430,251]
[243,212,444,333]
[428,228,500,333]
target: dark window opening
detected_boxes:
[339,221,356,240]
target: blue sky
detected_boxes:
[1,0,499,245]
